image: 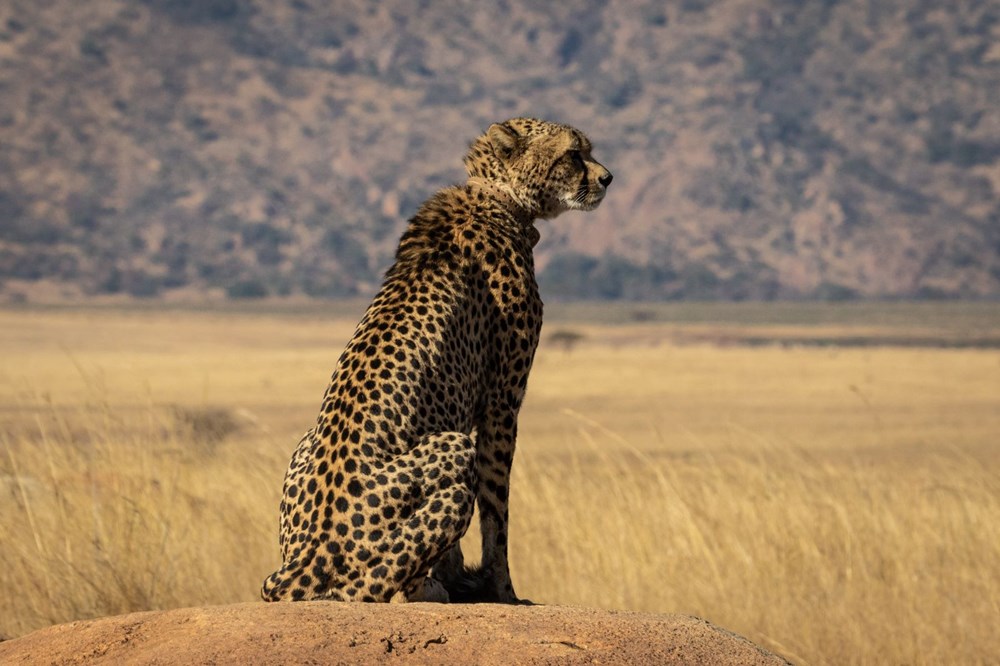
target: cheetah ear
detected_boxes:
[487,122,523,162]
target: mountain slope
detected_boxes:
[0,0,997,301]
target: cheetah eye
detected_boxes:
[567,150,585,167]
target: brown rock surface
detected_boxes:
[0,602,789,665]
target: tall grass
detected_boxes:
[3,402,996,663]
[0,400,282,635]
[1,307,998,663]
[509,424,1000,664]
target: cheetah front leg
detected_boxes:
[476,432,525,605]
[436,408,528,604]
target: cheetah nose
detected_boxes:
[598,172,613,188]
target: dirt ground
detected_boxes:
[0,602,790,665]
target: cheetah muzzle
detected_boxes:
[261,118,612,604]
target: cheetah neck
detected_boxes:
[466,178,535,225]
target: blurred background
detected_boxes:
[2,0,998,304]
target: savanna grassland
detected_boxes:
[1,302,998,664]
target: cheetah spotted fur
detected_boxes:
[261,118,612,603]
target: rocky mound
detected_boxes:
[0,602,788,665]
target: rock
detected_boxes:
[0,602,790,665]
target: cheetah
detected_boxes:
[261,118,612,604]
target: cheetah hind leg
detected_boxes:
[380,431,477,603]
[263,432,476,603]
[261,553,351,602]
[390,576,450,603]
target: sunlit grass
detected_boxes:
[509,429,1000,664]
[1,306,998,664]
[0,400,282,634]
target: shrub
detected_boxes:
[226,279,268,299]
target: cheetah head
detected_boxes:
[464,118,613,220]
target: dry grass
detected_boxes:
[1,305,998,664]
[509,439,999,664]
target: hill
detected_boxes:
[0,0,998,302]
